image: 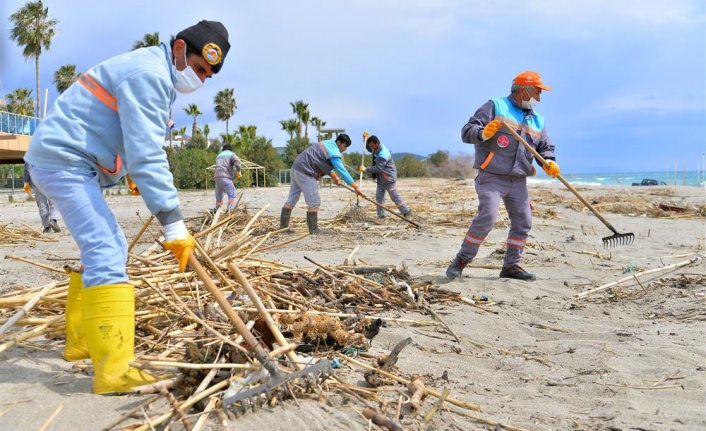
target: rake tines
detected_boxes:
[222,360,334,415]
[602,231,635,248]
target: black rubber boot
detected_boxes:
[446,256,469,280]
[306,212,329,235]
[280,207,292,229]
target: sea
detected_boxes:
[527,170,706,188]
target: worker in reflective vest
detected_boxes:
[446,71,561,282]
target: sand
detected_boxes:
[0,177,704,431]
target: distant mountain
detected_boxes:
[391,152,426,161]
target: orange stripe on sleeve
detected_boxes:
[78,74,118,112]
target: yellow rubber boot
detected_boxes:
[82,283,156,395]
[63,271,90,361]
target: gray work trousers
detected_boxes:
[284,169,321,212]
[375,179,409,217]
[455,171,531,267]
[34,188,59,230]
[214,177,236,209]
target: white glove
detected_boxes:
[163,220,189,241]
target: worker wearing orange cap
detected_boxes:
[446,71,561,282]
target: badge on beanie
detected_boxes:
[203,43,222,65]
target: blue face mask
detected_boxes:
[174,50,203,94]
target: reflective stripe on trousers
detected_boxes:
[456,172,531,267]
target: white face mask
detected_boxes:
[521,89,539,110]
[522,97,539,110]
[174,50,203,94]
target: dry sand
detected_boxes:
[0,177,704,431]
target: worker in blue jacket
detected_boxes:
[280,133,365,234]
[24,20,230,395]
[446,71,560,282]
[360,135,411,219]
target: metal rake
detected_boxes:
[502,123,635,248]
[187,252,333,415]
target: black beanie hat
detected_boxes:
[176,20,230,73]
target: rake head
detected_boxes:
[222,359,334,415]
[602,231,635,248]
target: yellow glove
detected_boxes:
[126,175,140,196]
[358,165,365,173]
[543,160,560,178]
[23,183,32,194]
[235,171,242,180]
[482,120,502,141]
[164,233,194,272]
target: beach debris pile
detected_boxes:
[0,202,495,430]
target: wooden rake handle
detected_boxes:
[227,261,305,371]
[187,253,280,376]
[340,183,422,228]
[501,123,619,234]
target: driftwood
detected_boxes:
[576,255,702,298]
[380,337,412,372]
[408,375,426,412]
[361,407,404,431]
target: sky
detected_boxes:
[1,0,705,174]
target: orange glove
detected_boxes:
[351,183,365,197]
[126,175,140,196]
[358,165,365,173]
[23,183,32,194]
[235,171,242,180]
[164,233,194,272]
[482,120,502,141]
[329,172,341,186]
[543,160,560,178]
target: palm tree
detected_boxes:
[310,117,327,141]
[203,124,210,141]
[220,132,237,147]
[213,88,236,134]
[289,100,309,139]
[53,64,78,93]
[132,32,160,50]
[8,0,59,118]
[279,119,298,140]
[301,109,311,140]
[175,126,187,147]
[6,88,36,116]
[235,125,258,154]
[183,104,202,138]
[237,125,257,141]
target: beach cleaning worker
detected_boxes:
[213,143,242,212]
[446,71,560,282]
[280,133,365,234]
[24,20,230,394]
[23,162,61,234]
[360,135,412,219]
